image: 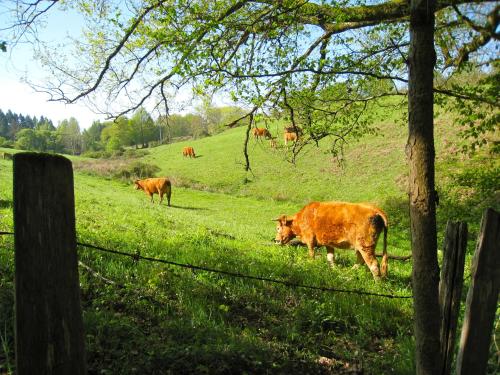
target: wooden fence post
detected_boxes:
[456,208,500,375]
[438,221,467,375]
[13,153,86,374]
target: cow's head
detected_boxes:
[134,180,141,190]
[273,215,295,244]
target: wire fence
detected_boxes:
[0,231,413,299]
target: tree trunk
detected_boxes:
[407,0,441,374]
[243,114,252,172]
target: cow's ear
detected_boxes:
[272,214,287,224]
[278,215,293,225]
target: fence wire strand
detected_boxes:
[77,241,413,299]
[0,232,413,299]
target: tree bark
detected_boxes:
[243,114,252,172]
[407,0,441,374]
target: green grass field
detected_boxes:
[0,112,498,374]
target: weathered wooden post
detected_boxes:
[456,208,499,375]
[13,153,86,374]
[438,221,467,375]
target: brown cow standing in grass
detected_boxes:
[134,177,172,206]
[252,127,272,140]
[274,201,388,280]
[182,146,196,158]
[283,131,298,146]
[283,125,301,146]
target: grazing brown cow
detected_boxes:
[134,177,172,206]
[274,201,388,280]
[182,146,196,158]
[284,131,298,146]
[252,127,272,140]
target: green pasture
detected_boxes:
[144,121,408,204]
[0,112,498,374]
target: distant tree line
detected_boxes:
[0,104,246,156]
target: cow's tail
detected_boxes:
[378,212,388,278]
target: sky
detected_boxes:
[0,2,237,130]
[0,4,110,129]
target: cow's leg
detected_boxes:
[357,247,381,281]
[149,193,154,203]
[352,251,365,269]
[308,245,315,258]
[159,192,163,204]
[305,240,316,259]
[325,246,335,268]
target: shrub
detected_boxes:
[73,159,160,182]
[113,161,160,181]
[122,149,150,158]
[0,137,14,148]
[82,150,113,159]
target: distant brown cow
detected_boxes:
[252,127,271,140]
[284,131,298,146]
[182,146,196,158]
[134,177,172,206]
[274,201,388,280]
[283,125,301,146]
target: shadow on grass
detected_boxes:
[169,204,208,211]
[0,199,13,209]
[71,229,415,374]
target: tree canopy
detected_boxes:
[3,0,498,157]
[2,1,499,373]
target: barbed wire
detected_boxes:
[77,241,413,299]
[0,231,413,299]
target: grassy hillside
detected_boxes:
[144,120,408,204]
[142,111,497,235]
[0,109,498,374]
